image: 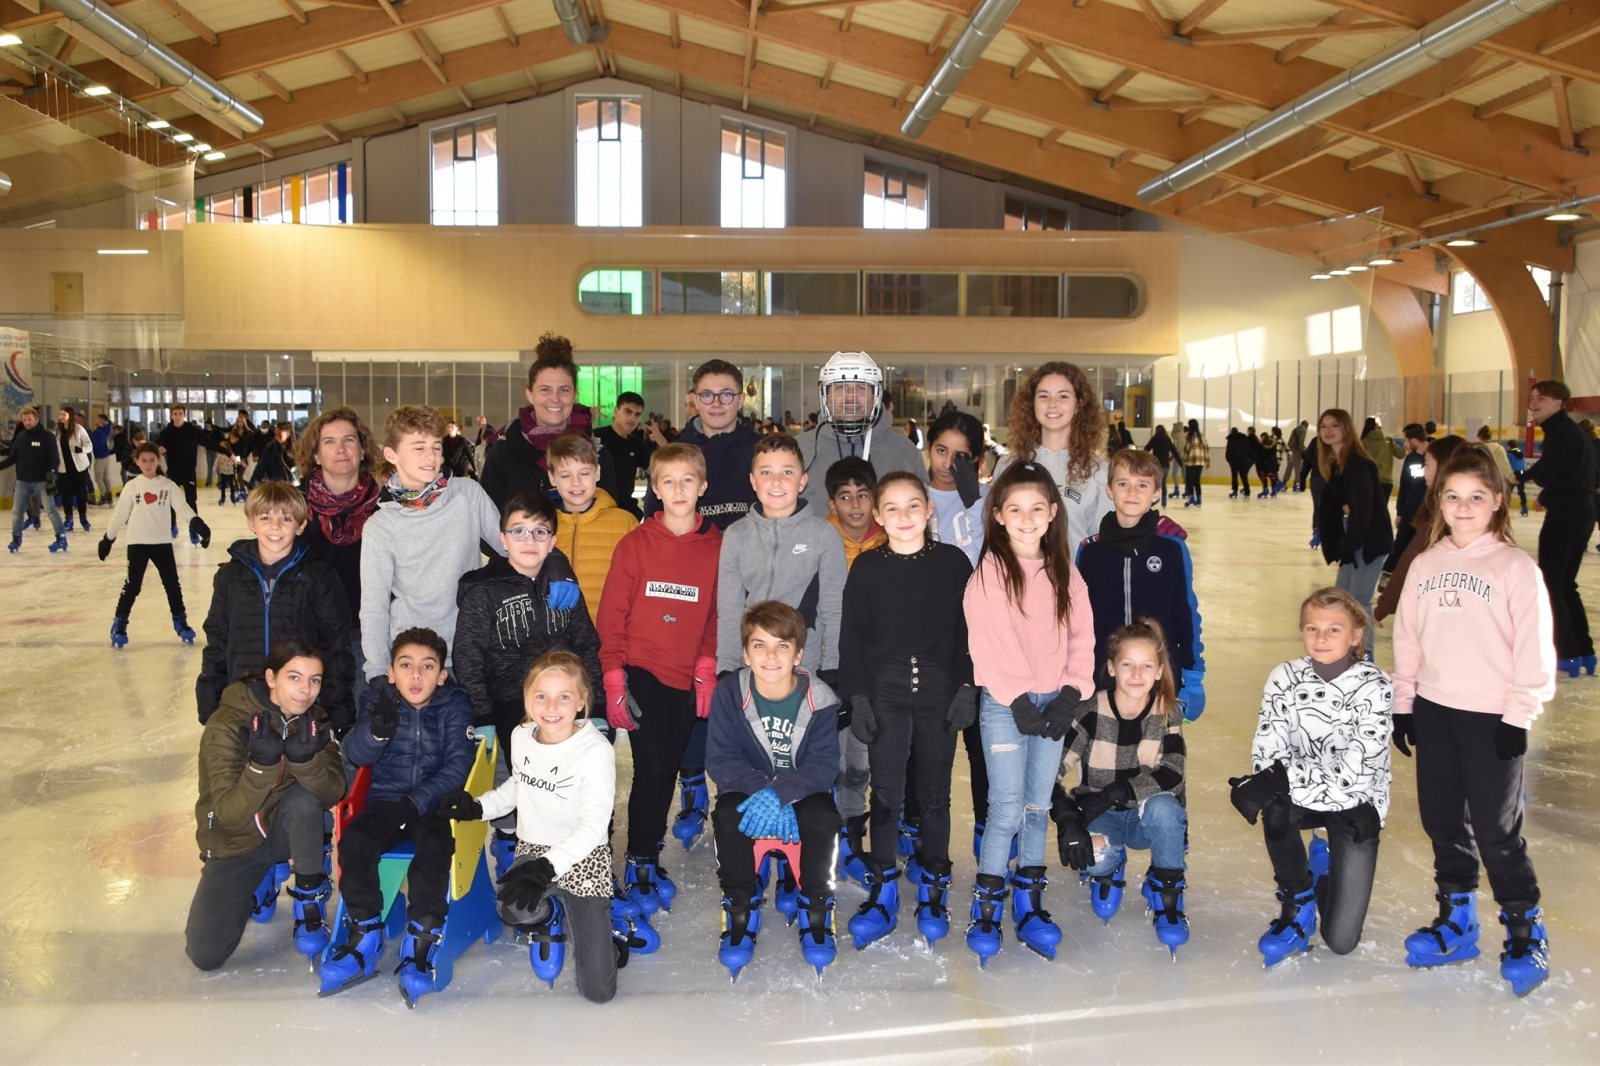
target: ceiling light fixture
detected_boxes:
[192,143,211,152]
[1310,272,1333,280]
[83,85,112,96]
[1368,257,1398,266]
[1345,264,1369,272]
[1545,210,1588,222]
[0,33,22,46]
[97,249,150,255]
[203,150,224,161]
[172,132,193,143]
[146,119,169,130]
[1329,268,1352,276]
[1445,238,1480,247]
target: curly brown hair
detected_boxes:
[527,332,577,389]
[294,406,383,476]
[1006,362,1106,486]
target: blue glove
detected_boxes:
[1178,677,1205,722]
[546,579,580,612]
[776,803,799,844]
[736,787,782,838]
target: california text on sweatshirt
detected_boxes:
[596,513,722,689]
[715,499,847,673]
[1392,532,1555,729]
[106,473,198,545]
[477,719,615,884]
[963,554,1096,705]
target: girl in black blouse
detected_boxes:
[837,471,976,950]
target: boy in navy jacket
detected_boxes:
[707,601,841,977]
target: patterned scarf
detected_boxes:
[383,470,449,510]
[513,403,595,474]
[303,468,380,546]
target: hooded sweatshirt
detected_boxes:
[643,415,760,530]
[826,511,886,568]
[1392,532,1555,729]
[554,487,638,626]
[597,513,722,689]
[705,668,840,806]
[716,499,847,673]
[796,409,927,513]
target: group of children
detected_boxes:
[66,368,1550,1002]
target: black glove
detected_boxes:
[1495,720,1528,761]
[849,695,877,744]
[437,789,483,821]
[815,669,838,689]
[97,536,113,561]
[189,516,211,548]
[369,690,401,741]
[1343,801,1382,844]
[497,855,557,914]
[283,713,330,764]
[1075,780,1134,826]
[1392,715,1416,758]
[240,713,285,766]
[946,684,979,733]
[1227,761,1290,825]
[952,452,981,509]
[1039,686,1089,741]
[1010,693,1048,737]
[1050,792,1095,871]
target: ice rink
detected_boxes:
[2,488,1597,1064]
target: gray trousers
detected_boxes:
[553,889,617,1003]
[836,729,870,819]
[184,784,326,971]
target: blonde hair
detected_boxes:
[547,432,600,469]
[1298,587,1368,646]
[521,650,592,721]
[244,481,308,525]
[649,442,707,483]
[383,405,448,451]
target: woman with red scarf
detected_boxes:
[294,407,383,696]
[480,333,619,510]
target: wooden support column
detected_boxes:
[1448,244,1554,383]
[1367,276,1436,423]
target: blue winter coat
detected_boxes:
[344,678,475,817]
[706,668,840,805]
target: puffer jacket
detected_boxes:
[554,488,638,626]
[194,681,346,860]
[454,555,605,729]
[0,421,60,482]
[197,539,355,731]
[343,678,475,817]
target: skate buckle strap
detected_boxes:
[1417,916,1466,954]
[396,930,443,976]
[1268,889,1315,938]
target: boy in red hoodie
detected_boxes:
[596,443,722,938]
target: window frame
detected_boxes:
[863,158,930,231]
[429,113,501,228]
[719,118,788,230]
[575,95,644,228]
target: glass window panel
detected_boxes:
[721,120,786,229]
[576,97,642,227]
[966,274,1061,318]
[765,272,860,315]
[864,161,928,230]
[863,273,958,315]
[660,271,758,315]
[1063,275,1141,318]
[577,270,654,315]
[432,118,498,226]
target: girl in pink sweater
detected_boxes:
[1392,446,1555,996]
[961,461,1095,966]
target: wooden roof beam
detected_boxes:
[1010,38,1045,79]
[318,122,341,142]
[1096,68,1137,103]
[1024,38,1090,103]
[1277,10,1359,64]
[1177,0,1233,37]
[1549,72,1573,150]
[1397,152,1428,196]
[151,0,219,46]
[1364,58,1514,132]
[333,49,370,85]
[1537,14,1600,55]
[1132,0,1174,37]
[965,105,988,129]
[1192,21,1397,47]
[1345,145,1393,170]
[926,13,954,56]
[376,0,404,26]
[494,6,520,47]
[254,69,293,102]
[1473,77,1551,121]
[276,0,309,25]
[408,28,448,85]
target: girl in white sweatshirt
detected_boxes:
[1392,446,1555,996]
[99,442,210,648]
[441,650,618,1002]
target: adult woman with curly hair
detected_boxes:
[994,361,1113,547]
[295,406,384,696]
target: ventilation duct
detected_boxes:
[901,0,1022,139]
[1137,0,1561,205]
[552,0,609,46]
[46,0,264,134]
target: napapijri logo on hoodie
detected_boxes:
[646,580,699,602]
[791,544,809,555]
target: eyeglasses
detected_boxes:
[696,389,740,406]
[504,526,554,543]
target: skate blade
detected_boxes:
[1509,973,1548,997]
[1261,945,1310,969]
[317,969,383,998]
[1022,943,1057,961]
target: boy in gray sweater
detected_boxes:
[360,406,579,682]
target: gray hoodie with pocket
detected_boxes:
[715,499,847,674]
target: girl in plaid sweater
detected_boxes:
[1051,619,1189,955]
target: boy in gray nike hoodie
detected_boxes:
[716,434,847,678]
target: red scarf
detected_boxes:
[512,403,595,474]
[304,469,379,546]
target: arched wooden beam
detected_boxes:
[1447,244,1554,383]
[1368,275,1437,423]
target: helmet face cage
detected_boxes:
[818,352,884,437]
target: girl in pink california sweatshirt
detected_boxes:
[1391,445,1554,996]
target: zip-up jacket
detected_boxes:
[1526,408,1597,508]
[797,409,927,513]
[597,513,721,689]
[643,416,760,530]
[1075,511,1203,698]
[456,555,605,727]
[198,539,355,731]
[194,681,345,860]
[156,421,219,484]
[1392,533,1555,729]
[57,424,91,473]
[106,473,198,545]
[1317,451,1393,567]
[706,668,840,806]
[0,422,60,482]
[715,500,846,673]
[91,423,114,460]
[1252,657,1392,820]
[344,678,475,817]
[555,488,638,626]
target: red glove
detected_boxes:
[693,657,718,720]
[603,668,635,732]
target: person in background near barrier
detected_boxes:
[1363,417,1405,507]
[1225,426,1254,500]
[253,423,297,486]
[1476,424,1515,494]
[1256,430,1282,498]
[56,406,93,532]
[994,362,1112,545]
[1285,421,1308,491]
[442,420,477,481]
[1382,425,1430,582]
[596,391,655,520]
[90,413,118,505]
[157,404,222,537]
[1314,409,1393,659]
[2,405,67,553]
[1145,424,1179,507]
[1392,446,1555,995]
[797,350,927,514]
[1521,380,1597,676]
[1181,419,1209,508]
[100,441,210,649]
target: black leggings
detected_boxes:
[59,468,90,523]
[1262,798,1379,955]
[1184,465,1204,501]
[1537,498,1595,659]
[1230,464,1252,494]
[864,661,958,869]
[116,543,186,619]
[623,665,698,856]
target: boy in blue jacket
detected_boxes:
[1075,448,1206,721]
[320,627,475,1003]
[707,601,841,978]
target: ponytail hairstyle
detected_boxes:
[1426,445,1514,549]
[521,650,592,722]
[978,460,1075,627]
[1107,617,1176,712]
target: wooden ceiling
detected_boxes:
[3,0,1598,291]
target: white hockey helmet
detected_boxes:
[817,351,883,437]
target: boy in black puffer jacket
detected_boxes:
[321,627,474,1002]
[196,482,355,732]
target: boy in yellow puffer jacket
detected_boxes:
[551,432,639,625]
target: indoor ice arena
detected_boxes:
[1,0,1598,1061]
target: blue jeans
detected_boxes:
[978,690,1065,876]
[1084,792,1188,876]
[1336,548,1384,656]
[10,480,64,538]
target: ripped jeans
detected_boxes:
[977,689,1065,877]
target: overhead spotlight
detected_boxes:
[1445,238,1480,247]
[1368,257,1398,266]
[1310,272,1333,280]
[83,85,112,97]
[146,119,170,130]
[0,34,23,46]
[172,132,194,143]
[1545,210,1588,222]
[203,151,225,161]
[153,195,180,207]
